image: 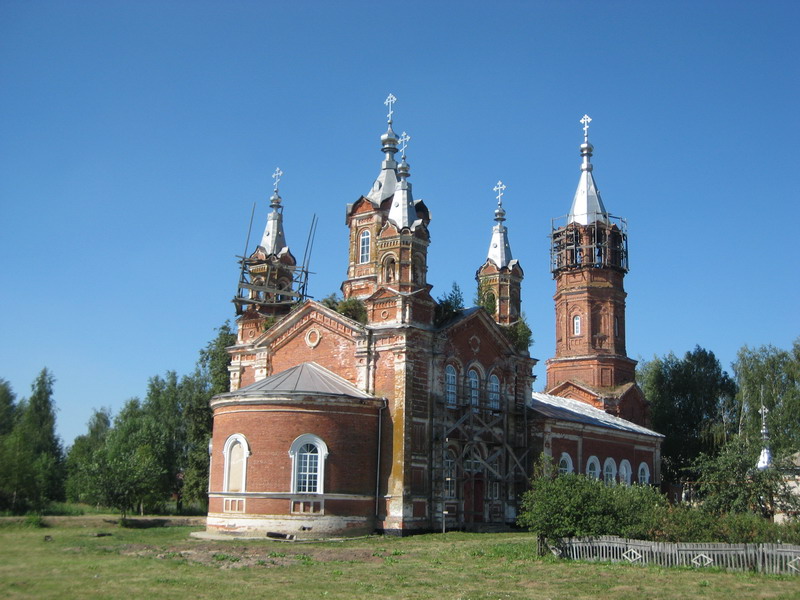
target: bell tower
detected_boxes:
[475,181,523,325]
[546,116,648,425]
[233,168,298,343]
[342,95,433,326]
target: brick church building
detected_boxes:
[205,102,662,537]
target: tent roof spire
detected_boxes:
[567,114,609,225]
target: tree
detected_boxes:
[693,437,800,518]
[475,281,496,317]
[638,347,736,483]
[502,315,533,354]
[65,408,111,504]
[183,322,236,507]
[0,379,16,436]
[87,399,165,518]
[318,294,367,324]
[732,339,800,459]
[143,371,185,506]
[0,369,65,511]
[435,282,465,325]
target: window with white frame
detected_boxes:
[445,365,457,406]
[468,369,480,410]
[638,462,650,484]
[488,374,500,410]
[558,452,574,475]
[289,434,328,494]
[444,450,456,498]
[586,456,600,479]
[619,460,632,485]
[358,230,370,264]
[573,314,582,336]
[603,458,617,485]
[223,434,250,493]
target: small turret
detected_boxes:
[387,132,421,231]
[233,167,297,321]
[476,181,523,325]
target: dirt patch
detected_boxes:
[0,515,206,529]
[115,540,386,569]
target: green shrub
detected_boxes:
[24,514,47,528]
[518,461,800,544]
[518,472,667,540]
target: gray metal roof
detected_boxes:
[233,361,372,399]
[530,392,663,438]
[567,142,609,226]
[387,158,421,230]
[486,198,514,268]
[259,192,288,256]
[365,123,399,205]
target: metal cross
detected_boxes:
[580,114,592,142]
[493,180,506,205]
[759,403,769,423]
[399,131,411,156]
[384,93,397,122]
[272,167,283,191]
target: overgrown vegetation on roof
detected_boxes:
[434,282,465,326]
[320,294,367,324]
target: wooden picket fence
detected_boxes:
[547,535,800,575]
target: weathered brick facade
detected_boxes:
[205,110,662,538]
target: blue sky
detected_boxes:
[1,1,798,446]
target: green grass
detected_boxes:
[0,518,798,599]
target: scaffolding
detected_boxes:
[434,386,529,530]
[232,213,318,315]
[550,213,628,275]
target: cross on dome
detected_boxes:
[384,93,397,123]
[272,167,283,191]
[493,180,507,205]
[580,114,592,142]
[399,131,411,157]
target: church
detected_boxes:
[204,98,663,537]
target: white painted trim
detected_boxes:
[222,433,251,493]
[289,434,329,494]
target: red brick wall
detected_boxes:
[210,402,380,497]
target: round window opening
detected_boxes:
[305,328,321,348]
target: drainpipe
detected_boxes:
[375,398,387,520]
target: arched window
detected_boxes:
[619,460,632,485]
[358,230,370,264]
[223,434,250,493]
[573,314,582,336]
[558,452,574,475]
[603,458,617,485]
[289,434,328,494]
[468,369,480,410]
[383,256,396,282]
[586,456,600,480]
[413,256,425,284]
[488,374,501,410]
[445,365,457,406]
[465,447,482,473]
[251,278,264,301]
[444,450,456,498]
[638,462,651,484]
